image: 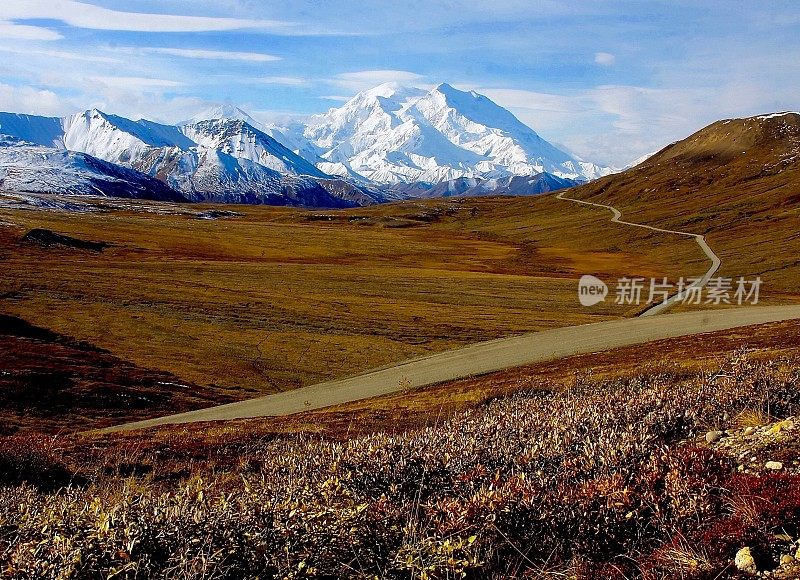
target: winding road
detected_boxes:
[99,305,800,433]
[555,190,722,316]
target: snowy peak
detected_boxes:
[183,104,262,129]
[0,108,368,207]
[361,82,428,102]
[61,109,196,165]
[300,82,613,184]
[180,118,326,178]
[424,82,528,134]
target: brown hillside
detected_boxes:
[571,112,800,295]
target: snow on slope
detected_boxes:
[183,104,262,128]
[0,84,612,205]
[0,136,184,201]
[388,173,577,199]
[183,105,325,167]
[624,151,657,170]
[181,119,326,178]
[300,83,613,184]
[62,109,195,166]
[0,110,379,207]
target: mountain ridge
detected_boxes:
[296,82,613,185]
[0,109,380,207]
[0,85,594,205]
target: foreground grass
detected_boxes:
[1,352,798,578]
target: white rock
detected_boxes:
[735,547,757,573]
[766,461,784,470]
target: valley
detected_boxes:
[0,191,704,419]
[3,109,800,433]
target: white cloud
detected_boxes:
[89,76,185,90]
[0,83,68,116]
[0,20,62,41]
[594,52,615,66]
[85,93,211,125]
[141,48,281,62]
[0,0,293,33]
[320,95,351,102]
[250,76,308,86]
[475,84,712,167]
[329,70,425,92]
[473,87,579,114]
[0,45,120,63]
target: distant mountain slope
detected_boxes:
[0,137,185,202]
[300,83,612,184]
[181,119,326,178]
[389,173,577,199]
[0,109,384,207]
[573,111,800,228]
[0,85,614,205]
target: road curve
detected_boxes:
[98,305,800,433]
[556,190,722,316]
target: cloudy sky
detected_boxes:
[0,0,798,166]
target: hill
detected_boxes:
[570,112,800,297]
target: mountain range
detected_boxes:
[0,83,614,206]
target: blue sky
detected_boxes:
[0,1,798,166]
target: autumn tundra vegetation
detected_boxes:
[1,346,799,578]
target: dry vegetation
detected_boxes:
[0,313,235,434]
[1,344,798,578]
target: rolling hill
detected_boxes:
[569,111,800,298]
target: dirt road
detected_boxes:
[99,305,800,432]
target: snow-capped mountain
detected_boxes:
[0,110,379,206]
[181,118,325,177]
[623,151,658,170]
[297,83,612,185]
[182,104,262,129]
[0,85,601,205]
[387,173,579,199]
[0,136,184,201]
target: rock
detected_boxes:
[781,554,795,566]
[766,461,784,470]
[769,420,795,434]
[744,426,757,436]
[735,547,758,574]
[706,430,725,443]
[796,545,800,560]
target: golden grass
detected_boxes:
[0,194,716,399]
[572,115,800,301]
